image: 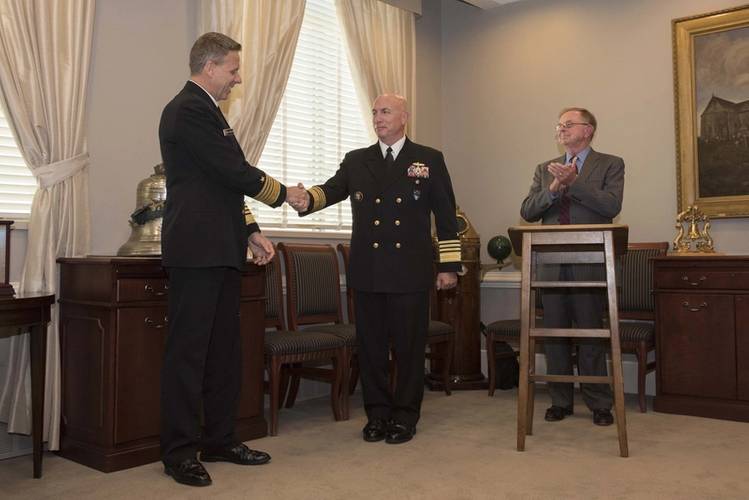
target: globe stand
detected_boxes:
[480,234,512,280]
[480,260,509,280]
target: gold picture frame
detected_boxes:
[673,5,749,218]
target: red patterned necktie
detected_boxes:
[558,156,576,225]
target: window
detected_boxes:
[251,0,370,233]
[0,105,35,217]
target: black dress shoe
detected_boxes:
[362,418,388,442]
[385,421,416,444]
[544,405,573,422]
[593,408,614,426]
[201,443,271,465]
[164,458,212,487]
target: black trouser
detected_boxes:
[542,264,612,411]
[161,267,241,464]
[354,289,429,427]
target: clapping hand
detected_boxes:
[248,231,275,265]
[286,183,310,212]
[547,158,578,189]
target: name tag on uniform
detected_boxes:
[223,128,234,137]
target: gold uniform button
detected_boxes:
[373,242,379,249]
[374,220,380,226]
[395,243,401,249]
[394,220,401,226]
[396,197,402,204]
[375,198,381,204]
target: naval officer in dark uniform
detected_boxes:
[290,94,461,444]
[159,32,307,487]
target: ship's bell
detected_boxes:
[117,164,166,256]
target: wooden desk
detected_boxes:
[57,257,267,472]
[0,292,55,478]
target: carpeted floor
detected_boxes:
[3,388,749,499]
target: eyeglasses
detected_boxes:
[555,122,591,131]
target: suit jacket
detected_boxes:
[520,148,625,281]
[301,138,461,293]
[520,148,624,225]
[159,81,286,269]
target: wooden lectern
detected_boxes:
[508,224,629,457]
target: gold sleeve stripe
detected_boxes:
[440,252,462,262]
[255,175,282,206]
[438,239,461,263]
[309,186,326,212]
[243,204,256,226]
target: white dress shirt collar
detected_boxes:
[189,79,219,108]
[379,135,407,160]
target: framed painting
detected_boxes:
[673,5,749,217]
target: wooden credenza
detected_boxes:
[57,257,267,472]
[653,255,749,421]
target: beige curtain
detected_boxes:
[335,0,416,140]
[199,0,306,164]
[0,0,94,450]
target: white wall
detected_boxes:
[438,0,749,264]
[87,0,198,255]
[413,0,442,146]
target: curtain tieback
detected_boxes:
[34,153,89,188]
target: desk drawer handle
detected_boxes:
[681,275,707,286]
[681,301,707,312]
[144,283,168,296]
[145,316,169,329]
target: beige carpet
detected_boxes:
[3,388,748,500]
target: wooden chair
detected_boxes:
[338,242,454,396]
[277,243,355,420]
[483,306,541,397]
[263,253,348,436]
[336,243,360,395]
[617,241,669,412]
[424,287,455,396]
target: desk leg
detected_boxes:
[29,322,47,479]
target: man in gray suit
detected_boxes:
[520,107,624,426]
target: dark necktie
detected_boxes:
[385,146,394,169]
[558,156,576,225]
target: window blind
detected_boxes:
[251,0,370,232]
[0,106,36,217]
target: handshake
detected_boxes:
[286,183,310,212]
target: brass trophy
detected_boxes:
[672,205,716,254]
[117,164,166,256]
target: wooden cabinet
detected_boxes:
[57,257,267,472]
[653,255,749,421]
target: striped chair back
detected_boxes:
[264,254,285,330]
[278,243,343,330]
[617,242,669,317]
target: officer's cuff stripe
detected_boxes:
[440,251,462,263]
[255,176,282,206]
[438,239,461,263]
[243,204,256,226]
[309,186,326,212]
